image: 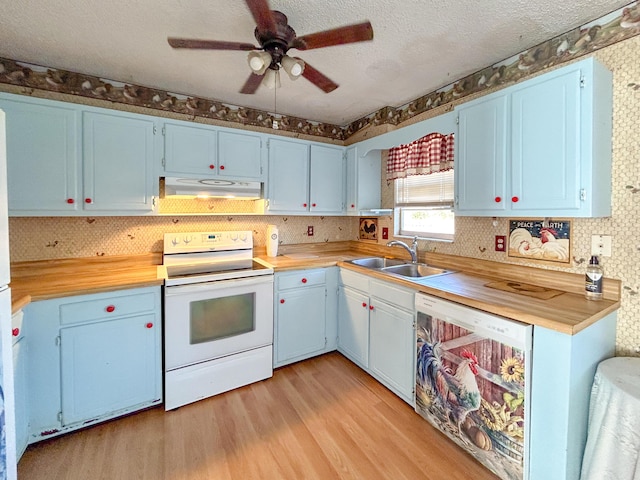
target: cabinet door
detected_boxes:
[369,299,414,401]
[164,122,217,176]
[83,111,156,212]
[337,286,370,368]
[267,138,309,212]
[218,130,263,180]
[275,286,326,365]
[1,96,80,214]
[60,314,160,426]
[455,93,508,213]
[13,338,28,459]
[309,144,344,213]
[511,68,581,212]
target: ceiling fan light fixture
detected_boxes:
[263,68,281,90]
[281,55,305,80]
[247,51,272,75]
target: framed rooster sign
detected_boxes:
[508,219,572,264]
[359,217,378,241]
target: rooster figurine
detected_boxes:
[417,339,481,439]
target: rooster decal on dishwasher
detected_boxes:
[417,335,481,438]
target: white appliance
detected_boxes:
[164,177,262,199]
[162,230,274,410]
[0,109,17,479]
[415,293,532,480]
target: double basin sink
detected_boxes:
[347,257,454,281]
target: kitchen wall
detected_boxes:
[6,33,639,355]
[376,36,640,356]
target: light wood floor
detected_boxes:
[18,352,498,480]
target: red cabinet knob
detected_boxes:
[312,203,317,207]
[209,164,215,169]
[146,322,153,329]
[85,198,92,204]
[362,302,367,308]
[280,299,285,304]
[12,328,19,337]
[351,204,355,208]
[301,278,307,284]
[67,198,75,204]
[512,196,519,203]
[494,196,501,203]
[303,203,308,207]
[105,305,115,313]
[369,305,374,310]
[220,165,225,170]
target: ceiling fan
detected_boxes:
[167,0,373,94]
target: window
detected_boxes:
[394,170,455,241]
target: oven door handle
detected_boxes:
[165,274,273,295]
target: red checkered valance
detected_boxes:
[386,132,454,180]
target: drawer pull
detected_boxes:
[146,323,153,329]
[280,299,285,304]
[362,302,367,308]
[105,305,116,313]
[512,196,519,203]
[85,198,92,204]
[301,278,307,284]
[369,305,374,310]
[12,328,19,337]
[220,165,225,170]
[66,198,75,204]
[494,196,501,203]
[209,164,215,169]
[312,203,317,207]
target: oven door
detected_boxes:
[164,275,273,371]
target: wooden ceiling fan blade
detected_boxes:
[291,21,373,50]
[168,38,258,51]
[245,0,276,33]
[299,60,338,93]
[240,73,264,94]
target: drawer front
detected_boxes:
[370,279,415,311]
[60,291,156,326]
[277,269,326,291]
[339,269,370,293]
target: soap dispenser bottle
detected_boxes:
[585,255,603,301]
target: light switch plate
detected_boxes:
[591,234,612,257]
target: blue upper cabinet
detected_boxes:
[1,93,159,216]
[309,144,344,213]
[83,111,157,213]
[0,95,81,214]
[455,57,613,217]
[163,120,264,180]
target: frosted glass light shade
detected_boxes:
[281,55,305,80]
[263,68,281,89]
[247,51,272,75]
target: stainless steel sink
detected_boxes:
[349,257,406,268]
[381,263,452,279]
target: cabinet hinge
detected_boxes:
[580,76,585,88]
[324,337,328,347]
[162,126,166,136]
[161,157,166,168]
[55,335,61,347]
[152,196,157,208]
[580,188,587,201]
[456,116,460,125]
[153,125,157,135]
[57,411,63,422]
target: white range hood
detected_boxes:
[163,177,262,199]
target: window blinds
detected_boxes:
[394,170,454,208]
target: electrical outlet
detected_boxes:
[382,227,389,240]
[591,234,612,257]
[307,225,314,236]
[495,235,506,252]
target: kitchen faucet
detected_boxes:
[386,236,419,263]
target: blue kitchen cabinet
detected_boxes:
[267,138,310,212]
[83,111,157,213]
[338,269,415,405]
[274,268,337,367]
[1,93,159,216]
[267,138,345,214]
[345,146,386,215]
[455,57,612,217]
[163,121,264,180]
[24,286,162,443]
[309,144,344,213]
[0,94,80,214]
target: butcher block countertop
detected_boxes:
[10,254,164,313]
[10,243,620,335]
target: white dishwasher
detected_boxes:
[414,293,532,480]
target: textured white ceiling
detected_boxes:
[0,0,632,125]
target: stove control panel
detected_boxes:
[164,230,252,254]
